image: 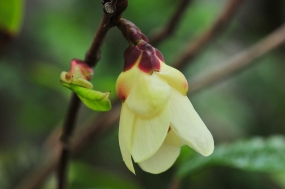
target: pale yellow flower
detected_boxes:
[116,41,214,174]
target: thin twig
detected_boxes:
[149,0,193,46]
[85,0,128,67]
[57,94,81,189]
[57,6,125,189]
[85,15,113,67]
[172,0,244,69]
[57,13,113,189]
[188,23,285,94]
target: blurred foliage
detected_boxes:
[44,161,143,189]
[177,136,285,178]
[0,0,285,189]
[0,0,23,35]
[67,161,143,189]
[0,144,41,189]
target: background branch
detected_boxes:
[149,0,193,46]
[172,0,244,69]
[187,23,285,94]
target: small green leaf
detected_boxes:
[62,82,111,111]
[176,136,285,178]
[0,0,23,35]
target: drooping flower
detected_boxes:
[116,40,214,174]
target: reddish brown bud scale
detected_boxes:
[128,28,142,44]
[138,51,160,74]
[155,49,165,62]
[123,40,163,74]
[123,46,141,71]
[137,40,153,52]
[137,41,161,73]
[118,19,148,45]
[140,33,149,42]
[124,46,132,59]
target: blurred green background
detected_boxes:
[1,0,285,189]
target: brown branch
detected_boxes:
[85,0,128,67]
[57,94,81,189]
[172,0,244,69]
[188,23,285,94]
[84,15,113,67]
[149,0,193,46]
[57,0,128,188]
[57,14,113,189]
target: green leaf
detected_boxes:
[176,136,285,178]
[62,82,111,111]
[0,0,23,35]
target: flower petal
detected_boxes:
[126,72,171,117]
[131,104,170,162]
[116,67,140,102]
[119,103,135,173]
[138,130,181,174]
[157,63,188,95]
[169,89,214,156]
